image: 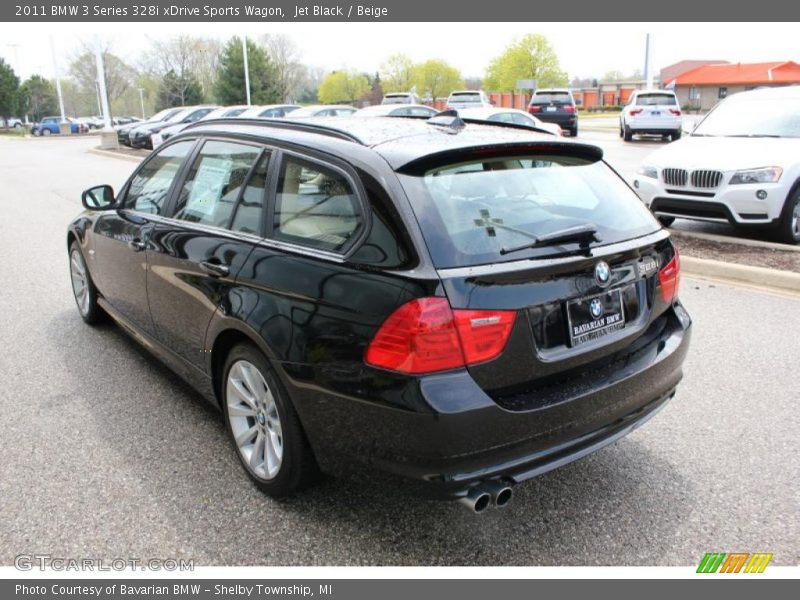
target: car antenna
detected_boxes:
[427,109,465,134]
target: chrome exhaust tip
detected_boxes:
[482,480,513,508]
[457,487,492,513]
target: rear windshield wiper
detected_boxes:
[500,223,601,256]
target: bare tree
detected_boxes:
[69,41,137,112]
[141,35,220,102]
[260,34,307,102]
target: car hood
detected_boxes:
[644,136,800,170]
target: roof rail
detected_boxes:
[182,117,365,145]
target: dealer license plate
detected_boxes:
[567,289,626,346]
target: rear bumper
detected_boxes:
[627,116,681,133]
[283,304,692,499]
[533,112,577,128]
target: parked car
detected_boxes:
[237,104,302,119]
[458,107,563,136]
[130,105,217,150]
[31,117,86,136]
[3,117,25,129]
[381,92,422,105]
[115,116,142,126]
[154,105,251,148]
[620,90,682,142]
[528,89,578,137]
[446,90,493,110]
[67,115,690,510]
[633,85,800,243]
[286,105,356,117]
[352,104,438,118]
[117,108,181,146]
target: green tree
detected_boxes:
[484,34,567,91]
[411,59,463,101]
[379,53,415,93]
[214,37,282,105]
[19,75,58,121]
[0,58,20,120]
[317,70,370,104]
[156,69,203,110]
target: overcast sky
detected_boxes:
[1,22,798,81]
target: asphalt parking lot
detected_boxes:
[0,135,797,566]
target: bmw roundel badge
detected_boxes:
[594,261,611,286]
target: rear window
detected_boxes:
[450,93,481,102]
[398,155,659,268]
[532,92,572,103]
[382,95,410,104]
[635,93,677,106]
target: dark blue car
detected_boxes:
[31,116,85,136]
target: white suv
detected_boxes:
[620,90,682,142]
[633,86,800,243]
[446,90,492,110]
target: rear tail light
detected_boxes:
[563,105,576,113]
[528,105,542,113]
[658,248,681,304]
[630,108,644,116]
[669,108,681,116]
[365,297,516,375]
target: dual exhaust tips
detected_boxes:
[457,480,513,513]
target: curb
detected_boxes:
[670,229,800,253]
[88,147,145,163]
[681,255,800,293]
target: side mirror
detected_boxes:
[82,185,116,210]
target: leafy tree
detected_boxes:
[317,70,370,104]
[214,37,282,105]
[411,59,463,101]
[0,57,20,120]
[484,34,567,91]
[379,53,415,93]
[156,69,203,109]
[18,75,58,121]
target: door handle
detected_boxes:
[199,261,230,278]
[128,239,146,252]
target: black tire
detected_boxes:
[221,343,319,497]
[619,123,624,138]
[623,125,633,142]
[570,126,578,137]
[68,241,105,324]
[671,129,682,141]
[775,187,800,244]
[657,216,676,227]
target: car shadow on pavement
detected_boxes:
[48,310,694,566]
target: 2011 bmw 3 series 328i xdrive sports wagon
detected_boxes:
[67,113,691,512]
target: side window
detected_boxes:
[172,140,263,229]
[273,156,362,252]
[124,140,194,214]
[511,112,534,126]
[230,153,269,234]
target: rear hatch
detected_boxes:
[529,91,575,117]
[631,93,680,119]
[448,92,485,109]
[395,145,679,409]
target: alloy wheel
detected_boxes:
[226,360,284,480]
[69,249,90,316]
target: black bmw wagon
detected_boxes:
[67,113,691,512]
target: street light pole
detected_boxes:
[138,88,146,120]
[242,36,251,106]
[94,47,112,130]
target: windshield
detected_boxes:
[399,155,659,268]
[693,97,800,137]
[635,93,677,106]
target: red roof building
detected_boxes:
[663,61,800,110]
